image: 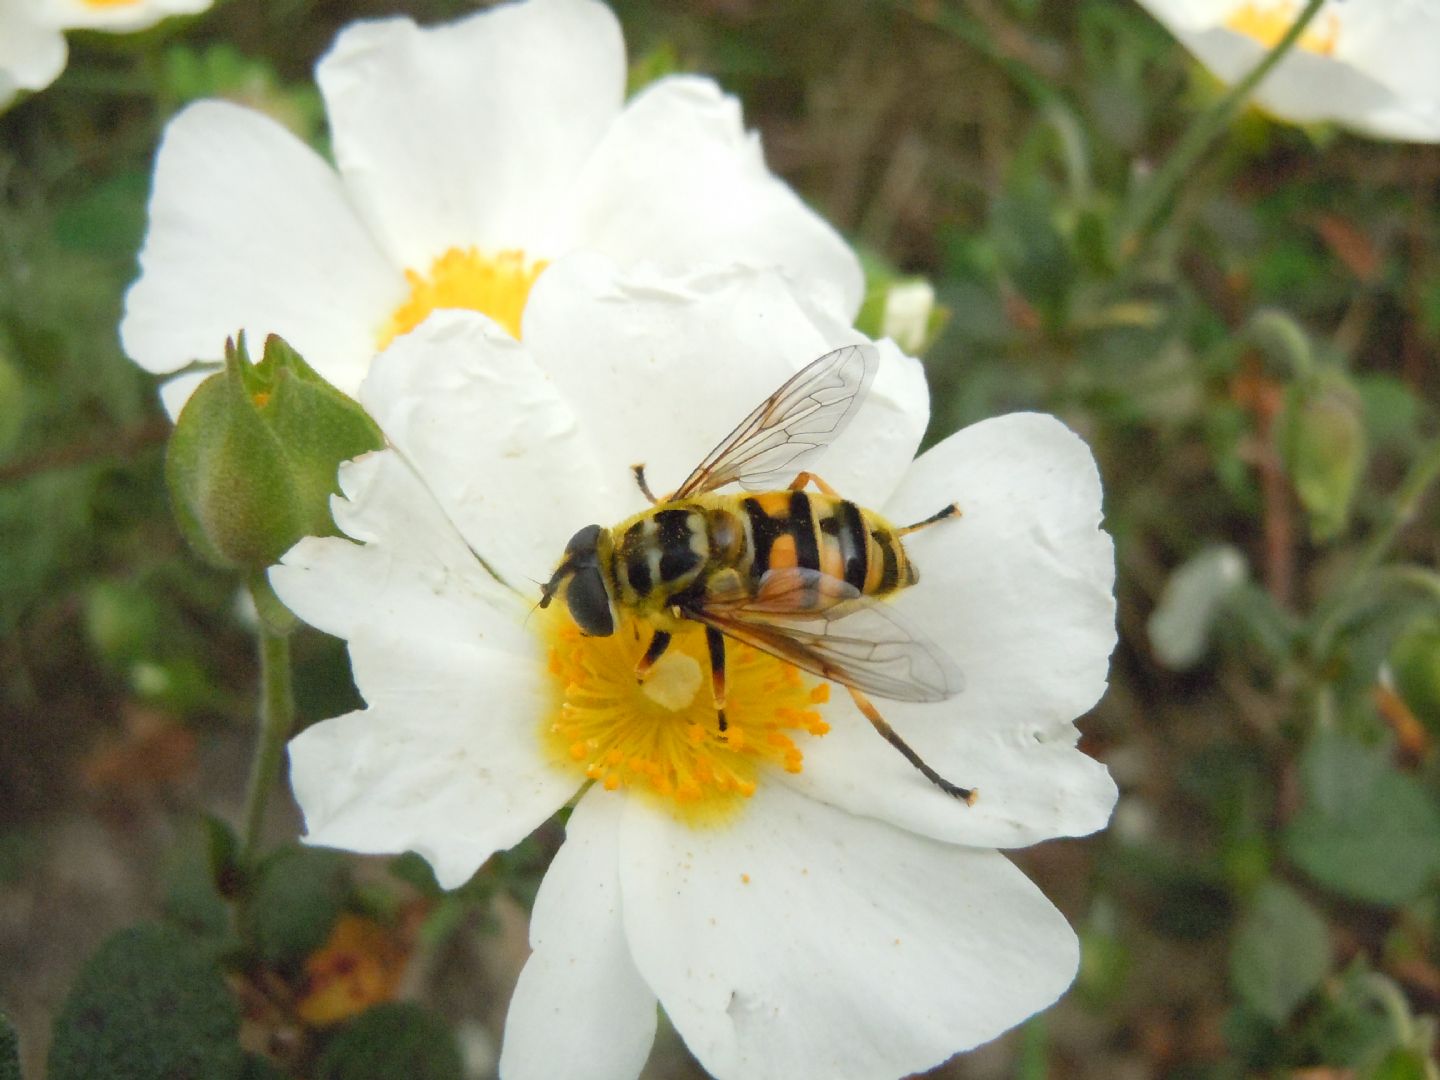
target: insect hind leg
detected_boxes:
[704,626,729,734]
[897,503,960,536]
[845,685,976,803]
[787,471,840,496]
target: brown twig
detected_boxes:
[0,416,169,485]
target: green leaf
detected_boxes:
[162,816,240,942]
[0,1010,19,1080]
[246,845,349,968]
[314,1004,463,1080]
[47,924,244,1080]
[1283,733,1440,905]
[1230,879,1331,1024]
[1369,1049,1431,1080]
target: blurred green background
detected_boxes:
[3,0,1440,1076]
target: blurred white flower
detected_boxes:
[1135,0,1440,140]
[880,277,937,355]
[269,257,1118,1080]
[121,0,863,416]
[0,0,210,110]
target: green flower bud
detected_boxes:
[1279,372,1367,543]
[1391,616,1440,735]
[166,334,384,571]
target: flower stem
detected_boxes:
[241,577,297,866]
[1113,0,1328,261]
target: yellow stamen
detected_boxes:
[540,610,831,825]
[379,247,547,348]
[81,0,144,7]
[1224,2,1340,55]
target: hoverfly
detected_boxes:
[539,344,973,802]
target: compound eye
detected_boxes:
[564,524,602,559]
[565,566,614,636]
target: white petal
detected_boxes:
[288,688,573,890]
[781,412,1116,847]
[47,0,210,31]
[270,449,535,688]
[1133,0,1237,32]
[555,75,864,320]
[316,0,625,268]
[0,2,65,96]
[522,256,927,513]
[272,454,575,889]
[121,101,400,403]
[619,785,1080,1080]
[1184,27,1404,126]
[357,311,621,590]
[499,790,658,1080]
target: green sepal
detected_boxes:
[166,333,384,571]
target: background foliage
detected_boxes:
[2,0,1440,1076]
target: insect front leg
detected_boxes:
[703,626,729,733]
[630,463,660,504]
[845,685,976,803]
[634,629,672,680]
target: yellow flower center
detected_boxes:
[542,611,832,825]
[379,247,547,348]
[1224,2,1340,55]
[81,0,144,6]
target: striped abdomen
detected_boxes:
[729,490,917,597]
[606,491,916,614]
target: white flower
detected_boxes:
[269,256,1117,1080]
[0,0,210,110]
[120,0,863,417]
[1135,0,1440,141]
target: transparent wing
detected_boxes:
[687,568,963,703]
[670,343,879,500]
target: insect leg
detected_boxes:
[845,685,976,803]
[704,626,729,733]
[787,471,840,496]
[634,629,672,680]
[897,503,961,536]
[631,464,660,504]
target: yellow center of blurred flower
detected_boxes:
[81,0,145,6]
[1224,2,1340,55]
[295,915,406,1027]
[542,611,831,824]
[379,247,547,348]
